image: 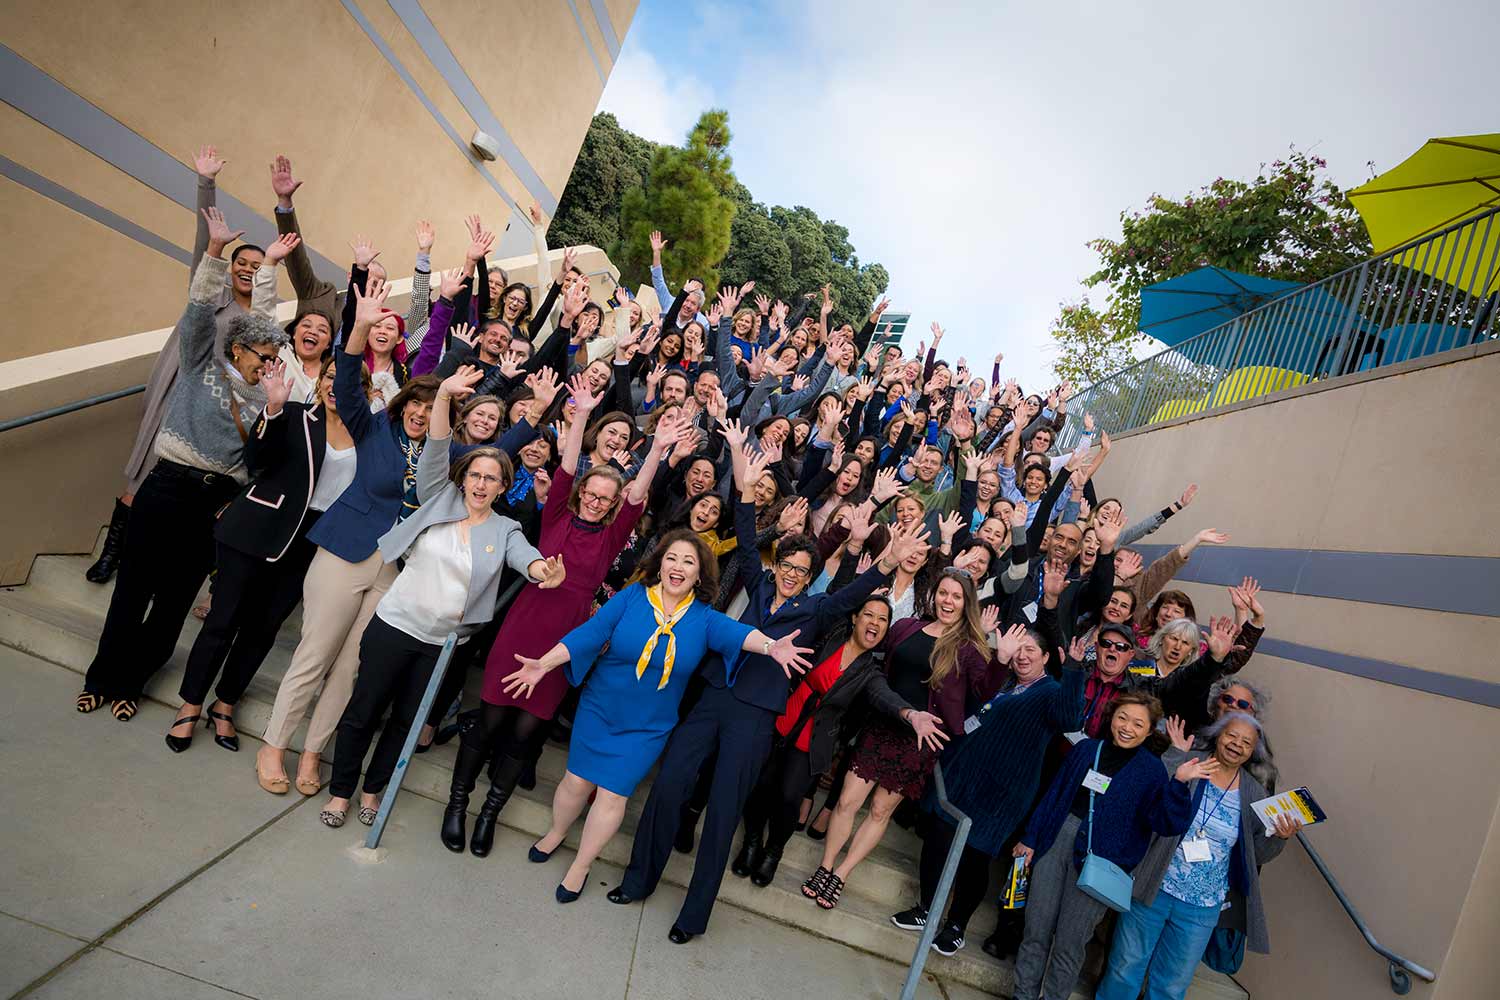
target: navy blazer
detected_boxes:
[697,498,892,713]
[307,345,539,564]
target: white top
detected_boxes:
[378,520,472,645]
[276,345,321,405]
[309,442,357,512]
[370,369,401,413]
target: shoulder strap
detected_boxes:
[1086,740,1103,856]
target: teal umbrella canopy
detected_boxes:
[1139,266,1303,345]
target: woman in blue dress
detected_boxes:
[502,528,815,903]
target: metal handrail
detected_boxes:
[0,383,147,434]
[365,632,459,850]
[1059,204,1500,450]
[1297,831,1436,995]
[899,764,970,1000]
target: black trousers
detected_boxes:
[83,462,239,700]
[621,684,776,934]
[329,615,445,798]
[424,614,500,727]
[178,515,320,707]
[742,743,817,854]
[918,813,996,934]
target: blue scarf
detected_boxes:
[506,465,535,506]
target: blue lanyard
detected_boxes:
[1196,774,1239,838]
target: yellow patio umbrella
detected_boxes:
[1348,134,1500,291]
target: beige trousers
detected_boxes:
[261,547,397,753]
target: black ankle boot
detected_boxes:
[731,830,763,878]
[471,754,524,857]
[441,724,488,852]
[750,845,782,887]
[674,804,703,854]
[85,499,130,584]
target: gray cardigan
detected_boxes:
[376,433,543,635]
[1133,746,1288,954]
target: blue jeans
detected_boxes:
[1095,888,1220,1000]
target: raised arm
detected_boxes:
[189,144,225,277]
[626,409,685,507]
[405,219,435,342]
[269,155,337,316]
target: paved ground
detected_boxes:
[0,646,988,1000]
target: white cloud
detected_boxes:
[597,41,716,146]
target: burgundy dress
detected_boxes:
[480,466,644,719]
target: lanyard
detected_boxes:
[1196,773,1239,838]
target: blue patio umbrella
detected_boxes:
[1138,266,1303,345]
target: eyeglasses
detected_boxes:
[465,471,502,487]
[1098,638,1132,652]
[579,489,617,508]
[1219,693,1255,712]
[775,560,812,580]
[504,295,528,307]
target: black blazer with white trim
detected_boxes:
[214,402,329,562]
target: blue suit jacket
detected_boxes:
[697,498,892,713]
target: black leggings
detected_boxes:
[743,745,818,854]
[476,700,552,764]
[918,813,995,934]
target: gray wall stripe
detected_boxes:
[385,0,559,216]
[0,44,346,287]
[564,0,610,85]
[0,155,191,265]
[586,0,622,59]
[338,0,529,260]
[1132,543,1500,618]
[1258,637,1500,709]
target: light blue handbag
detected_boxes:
[1075,742,1133,912]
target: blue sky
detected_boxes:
[599,0,1496,392]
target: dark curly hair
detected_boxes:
[636,528,720,603]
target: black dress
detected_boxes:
[849,630,937,799]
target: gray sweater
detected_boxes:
[152,256,268,483]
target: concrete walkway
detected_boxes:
[0,646,986,1000]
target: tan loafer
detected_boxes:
[295,753,322,796]
[256,760,290,795]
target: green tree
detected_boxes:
[549,112,654,251]
[1052,149,1372,384]
[616,110,737,293]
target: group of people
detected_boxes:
[74,145,1301,1000]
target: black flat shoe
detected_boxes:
[110,699,138,722]
[731,834,763,879]
[528,842,555,863]
[606,886,636,905]
[556,872,589,904]
[750,847,782,888]
[413,737,433,754]
[164,713,201,753]
[207,708,238,752]
[667,925,695,945]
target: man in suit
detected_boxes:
[607,443,925,943]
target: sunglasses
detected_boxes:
[245,346,278,367]
[1097,637,1132,652]
[1220,693,1256,712]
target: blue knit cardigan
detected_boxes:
[1022,738,1195,872]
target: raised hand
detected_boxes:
[1205,615,1241,661]
[262,359,293,412]
[1009,499,1030,529]
[416,220,435,253]
[855,550,876,576]
[466,226,496,263]
[980,604,1001,635]
[264,232,301,266]
[560,245,579,279]
[706,302,723,328]
[526,368,562,409]
[1175,757,1220,783]
[937,509,963,545]
[269,155,301,204]
[828,439,845,471]
[908,710,949,753]
[567,372,602,413]
[649,230,667,254]
[437,267,467,300]
[885,520,932,567]
[348,235,381,269]
[449,322,477,348]
[846,499,878,546]
[529,202,546,227]
[351,275,390,326]
[534,554,566,590]
[778,496,810,533]
[1114,548,1143,579]
[1164,715,1193,752]
[994,623,1028,664]
[739,443,770,491]
[561,277,589,321]
[1195,528,1230,547]
[760,438,783,467]
[767,628,815,678]
[1042,558,1068,601]
[1076,496,1092,522]
[870,296,891,321]
[462,214,482,242]
[440,364,484,401]
[1067,633,1090,662]
[1178,483,1199,508]
[930,321,944,344]
[645,363,667,393]
[1093,506,1126,551]
[194,144,227,179]
[790,373,810,393]
[754,292,771,314]
[202,206,245,254]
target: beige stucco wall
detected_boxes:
[0,0,635,583]
[1093,344,1500,998]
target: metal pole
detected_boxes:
[899,765,971,1000]
[365,633,459,850]
[0,383,147,434]
[1296,832,1435,994]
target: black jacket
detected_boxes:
[781,636,911,776]
[214,402,329,561]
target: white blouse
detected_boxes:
[378,521,472,646]
[309,442,357,512]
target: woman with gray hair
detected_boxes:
[1095,712,1301,1000]
[1135,616,1250,734]
[77,208,289,722]
[1206,677,1278,791]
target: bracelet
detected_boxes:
[761,638,773,656]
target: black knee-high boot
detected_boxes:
[442,722,488,852]
[85,499,130,584]
[470,753,525,858]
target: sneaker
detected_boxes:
[890,906,928,931]
[931,923,965,957]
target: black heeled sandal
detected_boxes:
[815,873,844,910]
[801,866,832,900]
[164,713,202,753]
[207,707,239,752]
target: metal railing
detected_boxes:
[365,632,459,850]
[1059,205,1500,450]
[1297,831,1435,995]
[899,764,970,1000]
[0,384,147,434]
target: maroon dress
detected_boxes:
[480,466,644,718]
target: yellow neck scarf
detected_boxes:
[637,585,695,691]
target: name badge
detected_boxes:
[1062,730,1087,745]
[1180,838,1212,863]
[1021,601,1038,623]
[1082,769,1111,794]
[963,715,980,735]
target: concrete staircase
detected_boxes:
[0,550,1248,1000]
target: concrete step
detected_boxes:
[0,553,1246,1000]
